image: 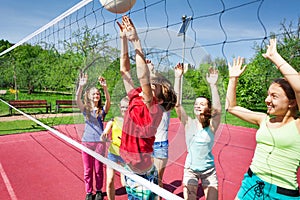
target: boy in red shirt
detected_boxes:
[117,15,177,199]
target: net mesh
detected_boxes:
[0,0,299,199]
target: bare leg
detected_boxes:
[203,186,218,200]
[183,184,198,200]
[153,157,168,200]
[106,166,115,200]
[120,172,125,187]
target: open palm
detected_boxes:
[228,57,247,78]
[206,67,218,85]
[174,63,184,78]
[79,73,88,86]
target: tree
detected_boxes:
[0,27,121,95]
[64,26,120,92]
[232,18,300,110]
[0,40,14,88]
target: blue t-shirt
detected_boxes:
[82,108,106,142]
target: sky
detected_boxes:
[0,0,299,66]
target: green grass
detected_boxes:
[0,116,84,135]
[170,100,259,129]
[0,89,258,135]
[222,112,258,129]
[0,120,45,134]
[0,112,257,135]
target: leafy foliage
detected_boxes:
[0,18,299,114]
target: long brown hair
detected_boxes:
[150,74,177,111]
[83,87,103,121]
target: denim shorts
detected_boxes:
[152,140,168,159]
[107,152,125,164]
[237,168,300,199]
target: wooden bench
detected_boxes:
[55,100,78,113]
[9,100,51,115]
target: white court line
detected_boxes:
[0,163,17,200]
[0,99,183,200]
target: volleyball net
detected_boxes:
[0,0,299,199]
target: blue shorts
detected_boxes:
[152,140,168,159]
[237,168,300,200]
[125,165,158,200]
[107,152,125,164]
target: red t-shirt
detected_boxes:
[120,87,163,173]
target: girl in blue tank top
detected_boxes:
[174,64,222,200]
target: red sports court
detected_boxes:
[0,118,299,199]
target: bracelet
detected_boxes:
[277,62,287,69]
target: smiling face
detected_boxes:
[265,83,291,116]
[120,97,129,117]
[194,97,210,116]
[89,87,101,104]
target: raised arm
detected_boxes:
[117,18,135,94]
[146,59,156,76]
[174,63,188,125]
[262,38,300,109]
[123,16,153,107]
[75,73,88,112]
[206,67,221,133]
[225,57,265,125]
[99,76,111,114]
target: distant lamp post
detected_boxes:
[177,15,192,73]
[177,15,192,104]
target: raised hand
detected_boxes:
[117,17,126,39]
[79,73,88,86]
[262,38,278,60]
[146,59,155,74]
[98,76,107,88]
[174,63,184,78]
[228,57,247,78]
[117,15,138,42]
[206,67,218,85]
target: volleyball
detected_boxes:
[99,0,136,14]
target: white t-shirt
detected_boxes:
[154,111,170,142]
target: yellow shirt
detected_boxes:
[108,117,123,156]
